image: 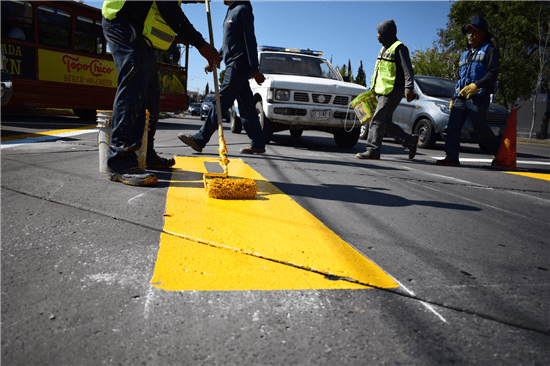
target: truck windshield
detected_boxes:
[259,52,338,80]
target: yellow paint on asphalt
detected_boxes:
[1,125,96,142]
[151,157,398,291]
[506,172,550,181]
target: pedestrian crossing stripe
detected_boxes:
[505,172,550,181]
[150,156,398,291]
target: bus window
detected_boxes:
[1,1,34,42]
[38,5,72,49]
[74,16,101,53]
[95,20,105,55]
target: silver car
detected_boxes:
[361,75,509,151]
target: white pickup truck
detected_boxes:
[231,46,368,147]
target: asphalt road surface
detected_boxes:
[2,112,549,365]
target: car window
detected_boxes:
[204,95,216,103]
[416,78,456,98]
[259,52,338,80]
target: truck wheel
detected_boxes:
[256,101,273,144]
[230,105,242,133]
[73,109,96,121]
[359,123,369,139]
[414,118,436,149]
[334,128,360,148]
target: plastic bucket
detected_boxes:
[350,91,378,124]
[96,110,149,172]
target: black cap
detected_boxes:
[462,15,489,35]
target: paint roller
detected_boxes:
[203,0,257,200]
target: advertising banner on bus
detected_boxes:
[38,49,117,88]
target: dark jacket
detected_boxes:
[376,20,414,92]
[220,1,259,73]
[113,1,206,49]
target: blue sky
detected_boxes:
[84,1,454,94]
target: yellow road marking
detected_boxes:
[506,172,550,181]
[151,157,398,291]
[1,125,96,142]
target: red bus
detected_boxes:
[1,0,190,119]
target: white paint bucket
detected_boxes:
[97,110,149,172]
[97,110,112,173]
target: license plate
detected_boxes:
[312,109,331,120]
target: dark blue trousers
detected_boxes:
[102,17,160,171]
[192,62,265,150]
[445,97,499,161]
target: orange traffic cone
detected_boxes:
[493,108,517,169]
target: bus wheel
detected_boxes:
[73,109,96,121]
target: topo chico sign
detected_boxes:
[38,49,118,88]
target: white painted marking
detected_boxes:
[1,129,98,149]
[431,157,550,166]
[393,278,448,323]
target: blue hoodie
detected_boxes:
[220,1,260,73]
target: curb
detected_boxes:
[517,138,550,146]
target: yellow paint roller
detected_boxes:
[203,0,257,200]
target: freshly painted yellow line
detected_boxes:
[151,156,398,291]
[506,172,550,181]
[1,125,96,142]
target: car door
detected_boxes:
[392,82,419,134]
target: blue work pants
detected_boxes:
[444,97,499,161]
[102,17,159,171]
[192,62,265,149]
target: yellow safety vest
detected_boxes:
[371,41,403,95]
[102,1,178,51]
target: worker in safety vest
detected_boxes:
[102,1,220,186]
[437,15,500,167]
[357,20,418,160]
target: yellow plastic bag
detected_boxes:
[350,90,377,124]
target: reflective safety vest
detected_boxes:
[455,42,495,98]
[102,1,178,51]
[370,41,404,95]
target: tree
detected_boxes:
[204,83,210,97]
[412,1,550,110]
[530,6,550,138]
[411,43,460,80]
[347,59,353,83]
[339,64,347,79]
[354,60,367,87]
[218,69,225,88]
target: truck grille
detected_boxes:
[312,94,331,104]
[293,92,309,102]
[292,92,354,106]
[485,112,508,125]
[333,96,349,105]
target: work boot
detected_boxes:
[146,150,175,169]
[436,157,460,167]
[107,166,158,186]
[407,135,419,159]
[240,146,266,154]
[356,151,380,160]
[177,134,202,152]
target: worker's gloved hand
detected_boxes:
[405,90,415,102]
[459,83,479,99]
[449,100,454,110]
[199,43,221,69]
[204,64,212,74]
[252,71,265,85]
